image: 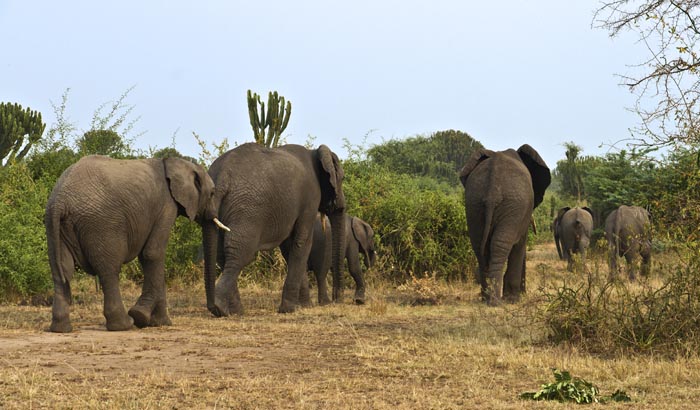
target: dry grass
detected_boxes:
[1,242,699,409]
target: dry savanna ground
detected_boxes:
[2,242,700,409]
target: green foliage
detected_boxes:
[0,162,51,299]
[534,250,700,356]
[521,368,630,404]
[0,102,46,166]
[77,129,131,158]
[366,130,482,186]
[247,90,291,148]
[343,159,474,282]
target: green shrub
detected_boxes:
[0,162,51,299]
[533,247,700,357]
[343,160,475,282]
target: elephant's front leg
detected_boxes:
[346,250,366,305]
[279,234,313,313]
[129,255,171,328]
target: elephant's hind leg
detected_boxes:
[129,254,171,328]
[49,244,75,333]
[503,235,527,302]
[98,265,133,331]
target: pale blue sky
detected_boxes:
[1,1,644,168]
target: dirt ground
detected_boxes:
[2,242,700,409]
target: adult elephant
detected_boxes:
[605,205,652,280]
[459,144,550,305]
[202,143,346,316]
[46,155,227,333]
[554,206,594,271]
[306,213,376,305]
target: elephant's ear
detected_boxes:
[351,217,374,254]
[318,145,346,212]
[164,157,200,221]
[517,144,551,209]
[459,148,492,187]
[582,207,594,218]
[557,207,571,221]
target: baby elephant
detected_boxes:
[553,206,594,271]
[605,205,652,280]
[305,213,376,305]
[46,155,227,333]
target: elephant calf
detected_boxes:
[306,213,376,305]
[46,155,227,332]
[553,206,594,271]
[605,205,652,280]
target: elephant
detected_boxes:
[45,155,227,333]
[459,144,551,305]
[306,213,376,305]
[605,205,652,280]
[202,143,347,316]
[553,207,594,271]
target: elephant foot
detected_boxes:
[49,317,73,333]
[105,314,134,331]
[128,305,152,328]
[211,296,243,317]
[318,295,332,306]
[149,312,172,327]
[353,288,366,305]
[278,299,298,313]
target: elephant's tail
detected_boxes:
[45,204,71,284]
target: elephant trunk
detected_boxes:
[202,219,219,315]
[330,211,347,302]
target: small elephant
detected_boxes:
[46,155,227,332]
[459,144,551,305]
[202,143,347,316]
[605,205,652,280]
[306,213,376,305]
[553,207,594,271]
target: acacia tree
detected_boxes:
[595,1,700,148]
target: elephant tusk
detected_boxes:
[530,216,537,235]
[321,213,327,233]
[213,217,231,232]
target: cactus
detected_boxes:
[247,90,291,148]
[0,102,46,166]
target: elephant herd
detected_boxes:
[552,205,652,279]
[43,142,651,332]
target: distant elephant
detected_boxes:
[605,205,652,280]
[459,144,551,305]
[306,213,376,305]
[46,155,227,333]
[202,143,346,316]
[554,207,594,271]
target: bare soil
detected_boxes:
[2,242,700,409]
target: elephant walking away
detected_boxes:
[605,205,652,280]
[459,144,551,305]
[46,155,227,333]
[554,207,594,271]
[202,143,347,316]
[306,213,376,305]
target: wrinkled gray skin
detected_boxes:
[554,207,594,271]
[605,205,652,280]
[203,143,346,316]
[459,144,551,305]
[306,213,376,305]
[46,155,219,333]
